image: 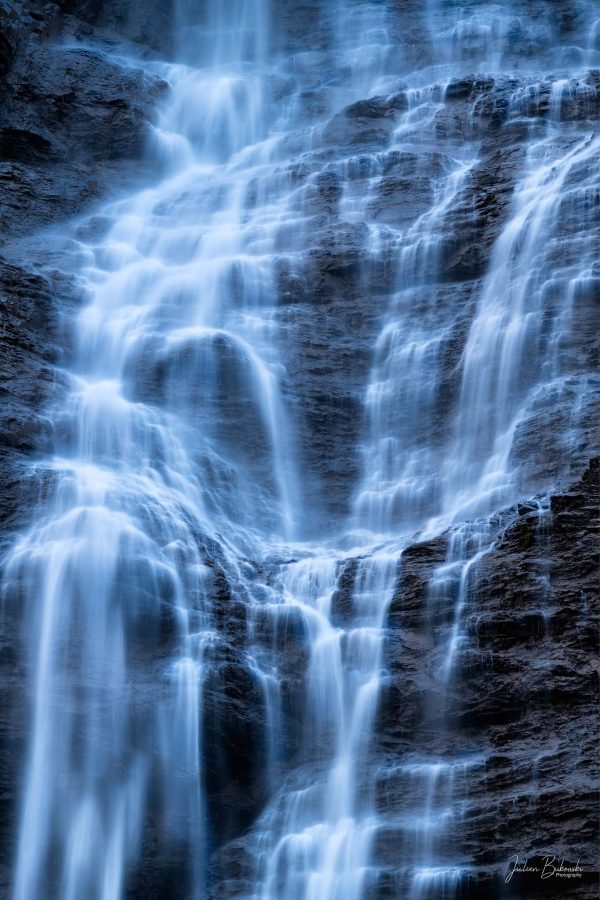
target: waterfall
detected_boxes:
[8,2,295,897]
[4,1,598,899]
[439,129,599,528]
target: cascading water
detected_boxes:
[8,3,297,898]
[4,1,598,899]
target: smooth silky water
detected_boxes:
[4,1,598,899]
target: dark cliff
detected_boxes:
[0,0,171,537]
[376,457,599,898]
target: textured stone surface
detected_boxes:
[375,458,599,898]
[0,0,167,540]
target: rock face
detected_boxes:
[0,1,598,899]
[0,0,168,531]
[377,458,599,898]
[0,0,168,239]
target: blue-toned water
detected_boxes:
[5,1,598,898]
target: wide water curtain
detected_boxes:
[5,1,598,900]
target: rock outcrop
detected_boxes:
[0,0,169,538]
[375,458,599,898]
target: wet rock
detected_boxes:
[0,126,54,163]
[208,563,250,648]
[377,459,599,895]
[439,144,523,282]
[0,1,166,241]
[202,652,269,847]
[445,75,495,101]
[0,1,167,570]
[330,558,359,625]
[59,0,175,53]
[208,838,257,900]
[4,46,165,164]
[368,149,445,227]
[323,95,399,150]
[0,261,63,541]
